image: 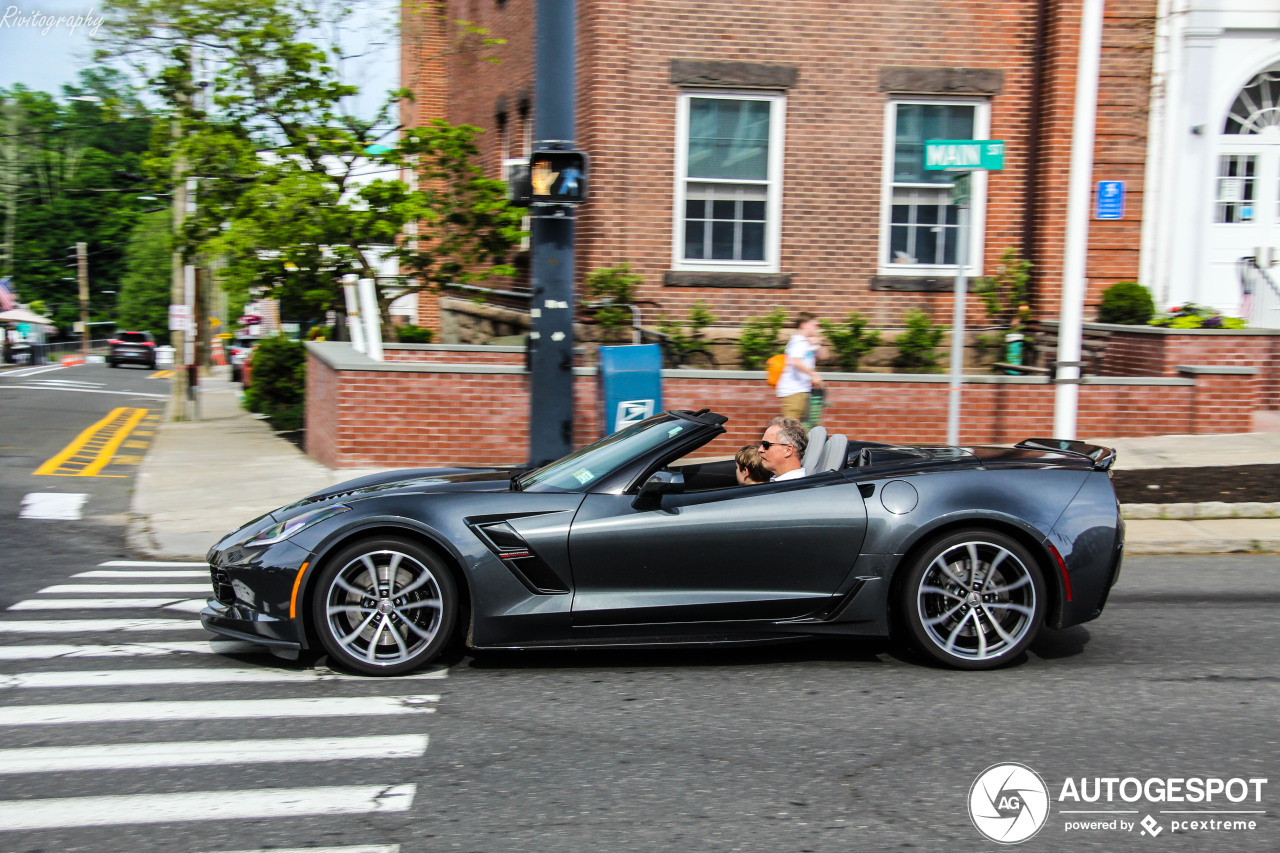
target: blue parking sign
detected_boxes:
[1096,181,1125,220]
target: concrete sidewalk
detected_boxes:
[125,373,1280,561]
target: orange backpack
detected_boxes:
[765,353,787,387]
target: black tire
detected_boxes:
[310,536,457,676]
[107,360,117,368]
[898,529,1046,670]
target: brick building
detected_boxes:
[401,0,1160,339]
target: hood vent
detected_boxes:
[474,521,569,594]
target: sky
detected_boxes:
[0,1,400,120]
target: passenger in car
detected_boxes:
[734,444,770,485]
[759,417,809,482]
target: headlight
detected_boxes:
[243,504,351,547]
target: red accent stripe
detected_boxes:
[1048,544,1073,601]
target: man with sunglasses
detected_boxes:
[758,417,809,482]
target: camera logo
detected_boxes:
[969,763,1051,844]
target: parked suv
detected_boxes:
[108,331,157,369]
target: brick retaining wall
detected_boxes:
[1094,324,1280,410]
[307,343,1258,468]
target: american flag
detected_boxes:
[0,277,16,311]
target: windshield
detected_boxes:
[518,413,690,492]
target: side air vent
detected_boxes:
[473,521,569,594]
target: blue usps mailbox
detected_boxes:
[599,344,663,435]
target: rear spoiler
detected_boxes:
[1015,438,1117,472]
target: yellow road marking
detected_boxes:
[150,370,175,379]
[34,407,150,477]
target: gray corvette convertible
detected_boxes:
[201,409,1124,673]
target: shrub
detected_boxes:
[584,263,642,342]
[737,307,787,370]
[892,309,946,373]
[244,334,307,431]
[974,248,1032,328]
[1097,281,1155,325]
[397,324,435,343]
[820,312,882,372]
[1149,303,1246,329]
[657,300,717,365]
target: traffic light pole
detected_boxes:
[527,0,577,466]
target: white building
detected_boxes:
[1143,0,1280,325]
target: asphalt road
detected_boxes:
[0,361,169,606]
[0,553,1274,852]
[0,364,1276,852]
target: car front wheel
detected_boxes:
[311,536,457,676]
[899,529,1045,670]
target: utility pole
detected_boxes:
[1054,0,1105,439]
[527,0,578,466]
[77,242,89,358]
[169,116,189,420]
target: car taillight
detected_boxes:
[109,339,121,345]
[143,341,155,347]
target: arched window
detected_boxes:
[1224,67,1280,135]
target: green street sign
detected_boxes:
[950,172,971,205]
[924,139,1005,171]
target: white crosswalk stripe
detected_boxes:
[0,695,439,727]
[73,569,208,578]
[10,597,208,610]
[0,784,417,831]
[0,734,429,773]
[99,560,208,568]
[0,559,446,838]
[201,848,400,853]
[0,664,446,689]
[200,847,400,853]
[40,583,214,594]
[0,618,203,633]
[0,639,262,659]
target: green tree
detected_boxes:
[116,209,174,340]
[0,71,155,332]
[96,0,524,342]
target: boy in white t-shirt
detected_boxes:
[776,312,825,420]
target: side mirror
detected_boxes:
[632,470,684,510]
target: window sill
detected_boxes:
[870,274,963,292]
[664,271,792,289]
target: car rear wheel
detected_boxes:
[311,536,457,676]
[899,529,1045,670]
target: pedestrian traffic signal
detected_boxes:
[528,151,588,204]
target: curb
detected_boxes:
[1122,502,1280,520]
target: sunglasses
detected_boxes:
[759,440,793,450]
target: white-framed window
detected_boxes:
[878,98,989,275]
[673,90,785,272]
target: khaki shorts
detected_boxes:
[780,393,809,420]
